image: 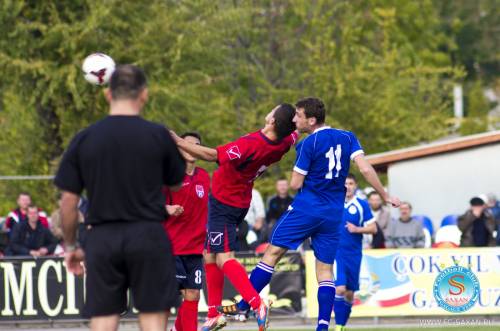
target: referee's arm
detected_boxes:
[60,191,80,247]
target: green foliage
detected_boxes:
[435,0,499,137]
[292,0,462,152]
[459,80,490,135]
[0,0,491,215]
[436,0,500,82]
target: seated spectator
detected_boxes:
[6,205,58,257]
[0,218,7,256]
[367,191,391,248]
[458,196,495,247]
[243,189,266,249]
[266,178,294,229]
[50,194,85,243]
[385,202,425,248]
[486,193,500,246]
[4,192,48,233]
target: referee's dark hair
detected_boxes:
[273,103,296,140]
[295,97,326,124]
[346,173,357,182]
[110,64,147,100]
[181,132,202,144]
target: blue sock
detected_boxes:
[333,295,346,326]
[237,262,274,311]
[344,300,353,326]
[316,281,335,331]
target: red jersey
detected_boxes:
[212,130,298,208]
[162,167,210,255]
[5,208,49,230]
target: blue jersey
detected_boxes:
[339,197,374,253]
[291,127,363,219]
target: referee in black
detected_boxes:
[55,65,185,331]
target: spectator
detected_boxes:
[236,219,250,251]
[458,196,496,247]
[4,192,49,233]
[243,189,266,249]
[266,179,294,228]
[0,217,7,256]
[385,202,425,248]
[50,194,85,244]
[6,205,58,257]
[367,191,391,248]
[486,193,500,246]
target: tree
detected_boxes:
[0,0,466,213]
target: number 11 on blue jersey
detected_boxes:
[325,145,342,179]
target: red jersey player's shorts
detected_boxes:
[205,195,248,253]
[175,255,204,290]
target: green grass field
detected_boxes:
[251,328,499,331]
[235,325,500,331]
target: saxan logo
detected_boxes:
[433,264,480,313]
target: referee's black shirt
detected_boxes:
[55,115,186,225]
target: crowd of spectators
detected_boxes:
[1,185,499,258]
[238,183,500,251]
[0,192,88,258]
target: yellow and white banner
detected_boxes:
[305,248,500,317]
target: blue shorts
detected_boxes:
[175,255,204,290]
[270,207,341,264]
[335,251,362,291]
[205,195,248,253]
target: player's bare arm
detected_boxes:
[170,130,218,162]
[290,170,305,190]
[345,221,377,234]
[353,154,400,207]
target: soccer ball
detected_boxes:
[82,53,115,85]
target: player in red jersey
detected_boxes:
[170,104,297,331]
[162,132,210,331]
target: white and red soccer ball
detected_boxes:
[82,53,115,85]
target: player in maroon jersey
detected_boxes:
[162,132,210,331]
[170,104,297,331]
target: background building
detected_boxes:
[367,130,500,228]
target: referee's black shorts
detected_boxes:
[82,221,177,318]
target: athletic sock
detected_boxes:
[333,294,346,326]
[316,281,335,331]
[237,261,274,311]
[222,259,261,310]
[180,299,199,331]
[205,263,224,318]
[343,299,353,326]
[174,303,183,331]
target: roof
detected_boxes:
[366,130,500,171]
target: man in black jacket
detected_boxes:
[7,205,57,256]
[458,196,496,247]
[266,179,294,228]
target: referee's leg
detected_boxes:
[138,312,169,331]
[90,316,120,331]
[125,222,178,331]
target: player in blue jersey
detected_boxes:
[218,97,400,330]
[334,174,377,331]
